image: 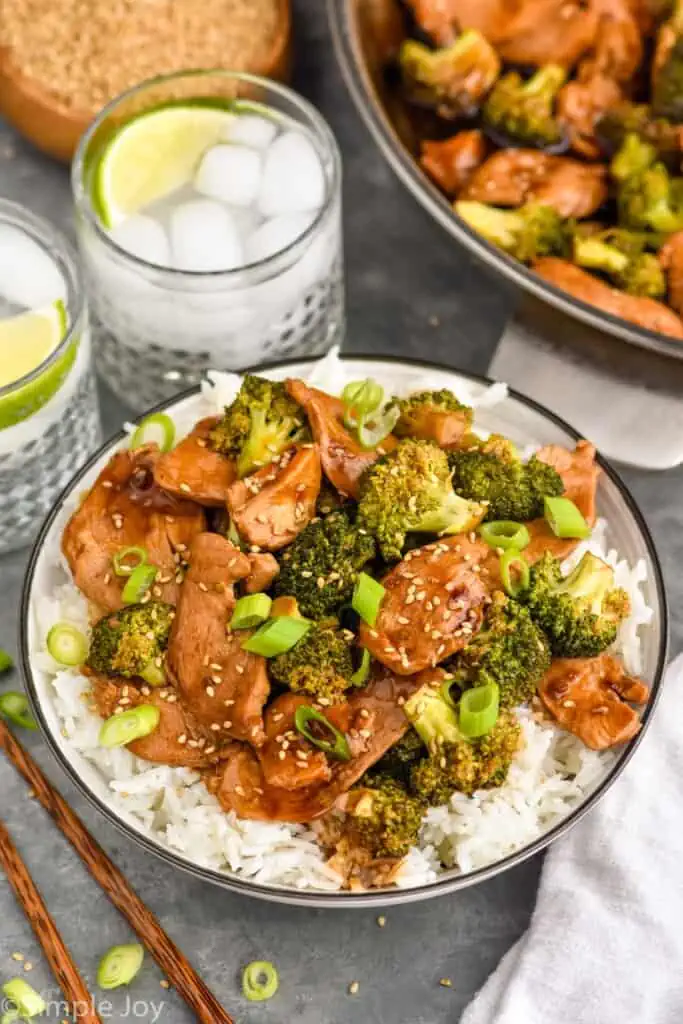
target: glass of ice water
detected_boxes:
[0,200,101,555]
[72,70,344,412]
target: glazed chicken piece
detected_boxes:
[659,232,683,317]
[88,674,221,768]
[258,693,343,791]
[154,418,236,507]
[244,552,280,594]
[404,0,461,44]
[523,440,600,563]
[360,535,490,675]
[533,258,683,339]
[62,445,206,613]
[286,378,398,499]
[461,151,608,219]
[420,131,488,198]
[166,533,270,746]
[538,654,649,749]
[558,74,623,158]
[493,0,598,69]
[226,444,321,552]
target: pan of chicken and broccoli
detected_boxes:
[330,0,683,352]
[21,354,666,905]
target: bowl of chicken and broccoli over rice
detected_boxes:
[21,351,666,905]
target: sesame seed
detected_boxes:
[23,962,33,972]
[439,978,453,988]
[235,785,245,796]
[103,572,111,585]
[11,953,24,962]
[177,734,187,745]
[563,699,576,708]
[278,750,286,760]
[349,982,359,995]
[223,720,233,729]
[211,675,222,685]
[377,916,386,927]
[198,582,208,592]
[206,686,215,698]
[210,723,221,732]
[160,980,170,990]
[235,665,244,674]
[179,483,191,493]
[210,663,223,672]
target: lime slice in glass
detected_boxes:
[94,104,234,228]
[0,300,78,431]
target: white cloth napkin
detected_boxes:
[462,654,683,1024]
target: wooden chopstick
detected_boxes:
[0,720,234,1024]
[0,819,102,1023]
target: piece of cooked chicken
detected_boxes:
[420,131,488,197]
[154,417,236,507]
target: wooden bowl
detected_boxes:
[0,0,291,163]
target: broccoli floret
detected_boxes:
[269,621,355,701]
[525,551,631,657]
[393,389,474,440]
[399,31,501,119]
[373,729,426,786]
[357,439,485,562]
[349,774,426,858]
[611,132,658,184]
[483,65,566,149]
[612,137,683,233]
[87,602,174,683]
[447,441,564,522]
[208,374,309,478]
[274,510,375,619]
[597,103,682,166]
[572,230,667,298]
[455,202,569,264]
[451,592,551,708]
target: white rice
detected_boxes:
[30,351,654,892]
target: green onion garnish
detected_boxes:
[357,405,400,450]
[121,563,158,605]
[46,623,88,666]
[350,648,371,687]
[479,520,530,551]
[140,661,166,687]
[97,944,144,990]
[0,649,13,674]
[1,979,46,1021]
[440,677,459,708]
[0,693,36,731]
[543,496,591,539]
[459,683,500,738]
[112,546,148,577]
[241,616,311,657]
[99,706,160,748]
[294,705,351,761]
[342,378,384,428]
[352,572,385,627]
[499,550,530,598]
[242,960,279,1003]
[130,413,175,453]
[230,593,273,631]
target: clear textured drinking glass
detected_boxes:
[0,200,101,555]
[71,70,345,413]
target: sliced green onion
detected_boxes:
[500,550,530,598]
[350,648,371,687]
[352,572,385,627]
[121,563,158,605]
[230,593,273,631]
[140,661,166,687]
[241,616,311,657]
[46,623,88,666]
[130,413,175,453]
[459,683,500,738]
[294,705,351,761]
[544,496,591,539]
[440,677,459,708]
[1,979,46,1020]
[112,546,148,577]
[357,405,400,450]
[342,378,384,429]
[0,649,13,674]
[479,520,530,551]
[242,961,279,1003]
[97,944,144,990]
[0,693,36,731]
[99,705,160,748]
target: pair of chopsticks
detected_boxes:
[0,719,233,1024]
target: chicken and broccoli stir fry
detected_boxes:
[394,0,683,339]
[55,374,649,888]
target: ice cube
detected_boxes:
[195,145,262,208]
[0,224,66,309]
[258,131,326,217]
[109,214,170,265]
[169,199,244,272]
[246,212,315,264]
[226,113,278,150]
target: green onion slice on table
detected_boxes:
[121,563,158,605]
[112,546,148,577]
[479,520,530,551]
[242,961,279,1002]
[241,616,310,657]
[294,705,351,761]
[499,550,530,598]
[459,683,500,738]
[46,623,88,666]
[352,573,385,627]
[97,944,144,990]
[543,496,591,539]
[130,413,175,453]
[0,693,37,730]
[99,706,160,748]
[230,594,273,631]
[1,979,46,1022]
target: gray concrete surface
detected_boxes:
[0,3,681,1022]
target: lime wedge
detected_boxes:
[0,300,78,431]
[94,104,234,228]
